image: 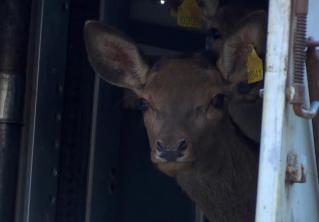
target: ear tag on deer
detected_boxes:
[246,44,263,84]
[176,0,203,29]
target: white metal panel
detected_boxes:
[256,0,319,221]
[255,0,292,220]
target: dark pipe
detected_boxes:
[306,40,319,173]
[0,0,30,221]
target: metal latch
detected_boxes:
[286,152,306,184]
[286,0,319,119]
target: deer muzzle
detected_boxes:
[156,139,188,162]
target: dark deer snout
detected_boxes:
[156,139,188,161]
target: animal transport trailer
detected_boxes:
[1,0,319,222]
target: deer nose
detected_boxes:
[176,139,188,152]
[156,139,188,161]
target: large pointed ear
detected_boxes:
[196,0,220,20]
[84,20,149,91]
[217,10,267,84]
[217,11,267,143]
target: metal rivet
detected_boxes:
[50,196,56,205]
[52,168,58,177]
[54,140,60,149]
[56,113,62,121]
[57,84,63,93]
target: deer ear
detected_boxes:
[84,20,149,91]
[197,0,220,20]
[228,97,262,143]
[217,10,267,84]
[217,11,266,143]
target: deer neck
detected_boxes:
[175,117,258,221]
[191,116,258,176]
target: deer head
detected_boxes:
[84,11,266,176]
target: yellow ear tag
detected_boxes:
[176,0,203,29]
[246,44,263,84]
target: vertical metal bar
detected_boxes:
[255,0,292,221]
[256,0,319,221]
[85,74,101,222]
[14,0,70,221]
[0,0,30,221]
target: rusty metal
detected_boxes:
[293,0,308,85]
[285,152,306,184]
[287,82,319,118]
[293,101,319,119]
[287,83,305,103]
[291,0,307,115]
[289,0,319,119]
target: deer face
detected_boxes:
[139,56,227,174]
[84,11,266,176]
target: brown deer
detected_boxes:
[84,10,266,222]
[168,0,267,53]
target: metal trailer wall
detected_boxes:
[55,0,99,221]
[15,0,70,222]
[15,0,100,222]
[0,1,30,221]
[256,0,319,221]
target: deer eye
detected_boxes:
[136,98,149,112]
[210,94,224,109]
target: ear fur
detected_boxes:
[217,10,267,83]
[84,20,149,91]
[228,97,262,143]
[216,10,267,143]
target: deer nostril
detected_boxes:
[177,139,188,152]
[156,139,188,162]
[156,140,166,152]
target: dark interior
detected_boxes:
[56,1,203,221]
[13,1,267,222]
[85,2,203,222]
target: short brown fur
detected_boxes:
[84,11,266,221]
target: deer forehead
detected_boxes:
[141,58,222,108]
